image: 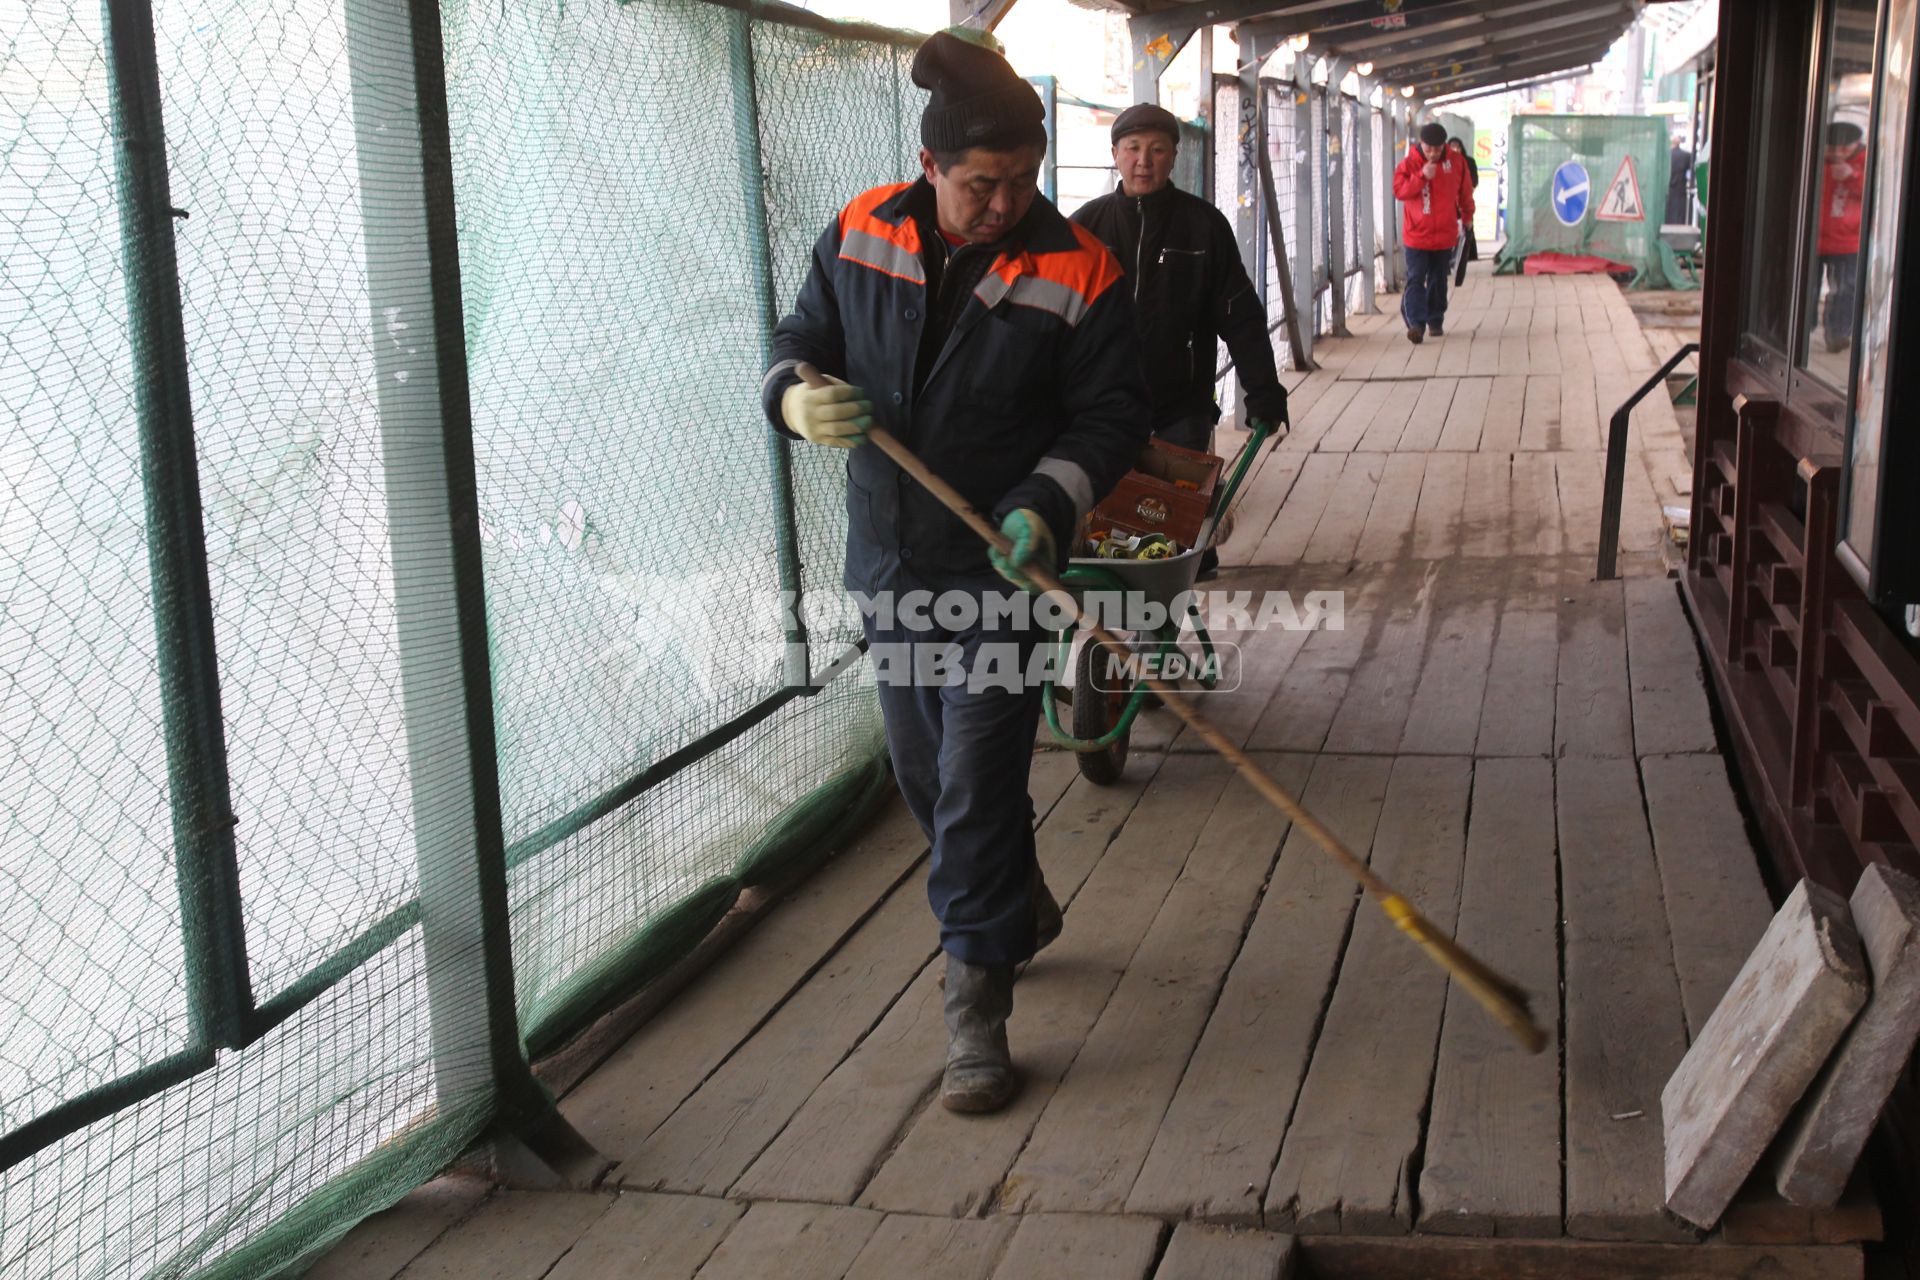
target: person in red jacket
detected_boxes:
[1816,121,1867,353]
[1393,122,1475,343]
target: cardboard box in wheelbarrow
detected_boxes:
[1090,438,1223,549]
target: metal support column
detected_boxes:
[104,0,253,1052]
[1324,59,1351,337]
[1383,98,1405,291]
[1292,56,1317,360]
[1197,28,1213,202]
[1130,17,1194,106]
[343,0,605,1186]
[1235,33,1274,306]
[1354,82,1378,313]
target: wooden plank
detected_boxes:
[1352,453,1427,563]
[1559,758,1696,1242]
[399,1192,612,1280]
[1560,370,1600,452]
[1398,600,1497,756]
[1253,452,1348,564]
[693,1202,883,1280]
[1355,380,1424,454]
[1509,452,1564,558]
[1266,756,1473,1234]
[307,1176,491,1280]
[1624,577,1717,757]
[1662,881,1868,1230]
[1155,1222,1300,1280]
[858,755,1234,1217]
[1520,375,1562,452]
[1417,758,1563,1236]
[1527,330,1561,378]
[1303,452,1387,564]
[1125,755,1396,1223]
[990,1214,1164,1279]
[1400,330,1443,379]
[1320,382,1395,453]
[999,756,1313,1213]
[546,1194,745,1280]
[1300,1237,1863,1279]
[1467,330,1504,376]
[1476,601,1558,759]
[1219,453,1306,569]
[1437,377,1492,452]
[1436,330,1474,376]
[1459,453,1512,559]
[1173,610,1317,750]
[1555,577,1635,759]
[1640,754,1778,1040]
[1554,450,1604,557]
[731,762,1162,1205]
[560,796,932,1152]
[1399,376,1460,452]
[1481,374,1527,454]
[1284,379,1364,454]
[1323,567,1437,754]
[1244,582,1382,754]
[1412,453,1469,560]
[842,1215,1016,1280]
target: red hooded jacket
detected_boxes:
[1393,145,1475,251]
[1817,143,1866,256]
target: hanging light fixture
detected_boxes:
[1401,84,1416,97]
[1356,60,1374,76]
[1287,31,1311,52]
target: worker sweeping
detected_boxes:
[761,29,1150,1113]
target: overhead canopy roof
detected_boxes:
[1097,0,1657,103]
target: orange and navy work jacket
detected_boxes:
[763,178,1150,592]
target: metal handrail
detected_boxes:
[1596,341,1699,580]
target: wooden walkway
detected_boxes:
[318,271,1876,1279]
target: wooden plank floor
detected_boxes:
[319,271,1871,1280]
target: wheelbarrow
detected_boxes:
[1044,416,1281,783]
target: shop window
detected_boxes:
[1844,0,1918,575]
[1741,2,1816,362]
[1799,0,1880,387]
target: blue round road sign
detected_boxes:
[1552,160,1590,226]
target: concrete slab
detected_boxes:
[1773,864,1920,1206]
[1662,881,1869,1229]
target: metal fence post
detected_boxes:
[1324,59,1351,337]
[1384,98,1405,292]
[103,0,254,1052]
[341,0,605,1184]
[1354,84,1378,314]
[1291,57,1317,361]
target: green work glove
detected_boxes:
[989,508,1055,593]
[781,373,871,449]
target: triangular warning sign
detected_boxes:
[1595,154,1645,222]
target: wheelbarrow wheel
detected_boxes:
[1072,635,1131,785]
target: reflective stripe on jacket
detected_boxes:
[764,179,1151,591]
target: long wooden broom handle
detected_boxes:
[791,364,1546,1053]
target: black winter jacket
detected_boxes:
[764,179,1151,593]
[1070,184,1288,429]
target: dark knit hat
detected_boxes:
[1111,103,1181,146]
[1419,122,1448,147]
[913,30,1047,154]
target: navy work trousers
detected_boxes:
[1402,245,1453,331]
[863,598,1045,967]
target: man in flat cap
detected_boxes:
[1394,120,1475,343]
[762,30,1149,1114]
[1071,103,1289,577]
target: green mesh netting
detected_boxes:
[1495,113,1692,289]
[1,0,906,1274]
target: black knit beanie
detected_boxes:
[913,30,1047,154]
[1419,122,1448,147]
[1111,103,1181,146]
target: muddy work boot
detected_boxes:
[941,954,1017,1113]
[1034,870,1063,953]
[1428,320,1445,338]
[1405,324,1425,344]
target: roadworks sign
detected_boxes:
[1595,154,1645,222]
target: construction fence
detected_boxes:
[0,0,908,1275]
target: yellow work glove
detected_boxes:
[780,373,871,449]
[989,508,1055,593]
